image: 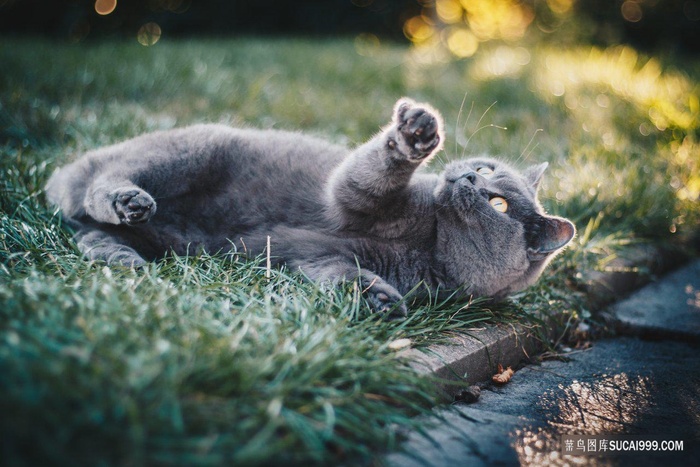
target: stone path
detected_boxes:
[387,260,700,466]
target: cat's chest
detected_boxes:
[352,237,438,290]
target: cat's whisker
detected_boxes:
[463,124,507,154]
[475,100,498,130]
[517,128,543,165]
[434,203,449,214]
[459,101,476,159]
[522,142,540,165]
[461,101,503,159]
[454,91,469,158]
[463,101,475,133]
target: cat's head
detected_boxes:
[433,157,575,299]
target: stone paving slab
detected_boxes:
[611,259,700,342]
[388,338,700,466]
[389,254,700,465]
[579,244,679,308]
[388,408,530,466]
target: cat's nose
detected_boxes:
[462,172,478,185]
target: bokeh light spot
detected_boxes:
[445,27,479,58]
[550,81,565,96]
[354,33,381,56]
[403,15,435,43]
[621,1,643,22]
[471,46,531,80]
[94,0,117,16]
[462,0,534,41]
[596,93,610,108]
[137,22,162,46]
[436,0,464,24]
[546,0,574,15]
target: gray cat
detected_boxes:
[46,98,575,316]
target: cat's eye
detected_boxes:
[489,197,508,213]
[476,166,494,176]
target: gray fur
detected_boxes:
[46,98,575,316]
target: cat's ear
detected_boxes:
[523,162,548,192]
[527,215,576,261]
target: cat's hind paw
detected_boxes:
[113,188,156,225]
[390,98,443,162]
[366,282,408,319]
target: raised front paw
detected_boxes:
[389,98,443,162]
[113,188,156,225]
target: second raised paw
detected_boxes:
[389,99,443,161]
[113,189,156,225]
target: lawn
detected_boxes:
[1,36,698,465]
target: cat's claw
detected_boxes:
[113,189,156,225]
[392,99,443,161]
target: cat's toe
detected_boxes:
[108,250,148,268]
[114,189,156,225]
[404,110,440,154]
[367,289,408,319]
[392,100,443,161]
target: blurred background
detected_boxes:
[1,0,699,54]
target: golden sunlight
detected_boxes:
[445,27,479,58]
[547,0,575,15]
[405,0,547,58]
[436,0,463,24]
[461,0,534,41]
[512,373,653,466]
[470,45,531,80]
[403,15,435,44]
[536,45,699,131]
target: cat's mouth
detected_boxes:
[452,178,490,206]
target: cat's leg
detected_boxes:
[73,227,147,267]
[326,98,443,221]
[296,257,408,317]
[83,174,156,226]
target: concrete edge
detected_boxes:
[408,244,686,398]
[406,322,545,396]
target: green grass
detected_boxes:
[1,36,698,465]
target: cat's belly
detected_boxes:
[121,220,231,259]
[127,188,330,259]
